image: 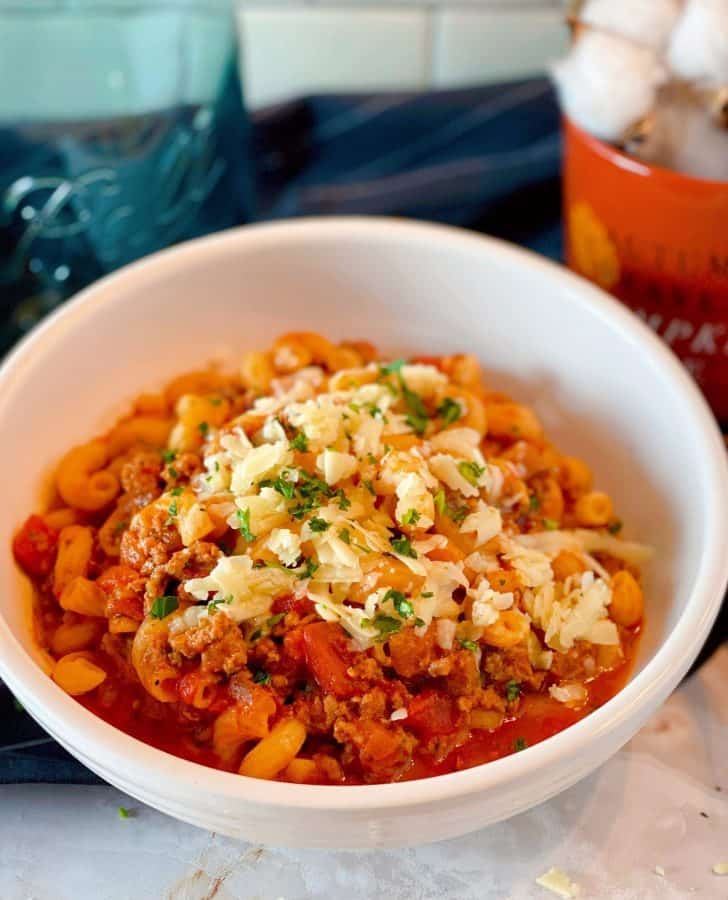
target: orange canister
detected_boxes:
[563,117,728,423]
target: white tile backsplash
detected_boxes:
[432,8,567,86]
[240,7,429,108]
[237,1,567,109]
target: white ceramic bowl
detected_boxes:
[1,219,726,849]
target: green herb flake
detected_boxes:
[372,615,402,641]
[437,397,462,426]
[170,485,184,497]
[414,617,426,628]
[253,669,272,685]
[150,595,179,619]
[236,508,256,542]
[458,460,485,486]
[335,489,351,511]
[161,449,177,464]
[267,613,285,628]
[271,472,296,500]
[298,557,320,580]
[459,638,479,652]
[168,466,179,481]
[529,493,540,511]
[434,489,447,515]
[514,737,528,752]
[290,430,309,453]
[543,517,560,531]
[389,591,414,619]
[608,520,623,535]
[338,528,351,544]
[165,501,178,525]
[379,359,406,376]
[112,520,129,537]
[197,421,209,437]
[209,396,223,407]
[449,505,469,525]
[118,806,131,820]
[401,508,421,527]
[363,479,376,496]
[308,516,331,533]
[390,535,417,559]
[420,591,434,599]
[398,372,429,435]
[505,680,521,702]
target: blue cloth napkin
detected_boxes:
[1,78,565,785]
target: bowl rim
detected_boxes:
[1,216,727,812]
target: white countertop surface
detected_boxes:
[2,647,727,900]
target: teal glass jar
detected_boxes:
[0,0,253,347]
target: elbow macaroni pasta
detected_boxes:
[14,331,647,785]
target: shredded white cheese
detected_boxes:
[535,867,580,898]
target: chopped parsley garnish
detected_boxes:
[290,431,309,452]
[390,535,417,558]
[209,396,223,406]
[367,452,377,465]
[197,421,209,437]
[458,460,485,486]
[363,479,376,495]
[169,485,184,497]
[449,505,469,524]
[529,493,540,511]
[162,449,177,464]
[260,471,296,500]
[379,358,406,376]
[249,628,262,642]
[434,489,447,515]
[398,373,429,435]
[208,594,233,612]
[505,680,521,702]
[150,595,179,619]
[414,617,426,628]
[165,501,178,525]
[308,516,331,533]
[401,508,421,527]
[168,466,179,481]
[370,615,402,640]
[112,520,129,537]
[290,471,334,519]
[338,528,351,544]
[384,589,413,619]
[608,520,623,535]
[542,517,559,531]
[459,638,479,652]
[335,489,351,511]
[298,557,320,580]
[420,591,434,599]
[253,669,272,685]
[267,613,285,628]
[514,737,528,752]
[236,508,256,542]
[437,397,461,425]
[117,807,130,820]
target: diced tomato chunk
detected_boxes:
[272,594,314,617]
[406,690,459,738]
[96,565,144,621]
[301,621,357,698]
[13,515,58,578]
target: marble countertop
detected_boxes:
[2,647,727,900]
